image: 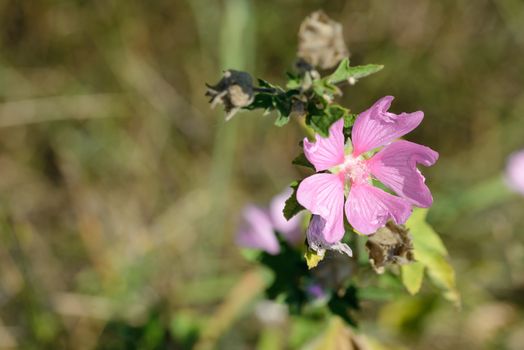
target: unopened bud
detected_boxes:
[205,70,255,120]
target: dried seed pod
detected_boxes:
[297,10,349,70]
[365,221,414,274]
[205,70,255,120]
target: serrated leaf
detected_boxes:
[307,104,349,137]
[343,64,384,81]
[326,58,384,85]
[406,208,460,305]
[292,153,314,169]
[326,58,352,84]
[401,261,425,295]
[283,181,305,220]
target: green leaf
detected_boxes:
[405,209,460,305]
[344,113,357,128]
[274,113,290,126]
[292,153,314,169]
[245,79,298,126]
[401,261,425,295]
[246,93,274,111]
[326,58,384,85]
[257,78,281,90]
[259,240,308,314]
[283,181,305,220]
[326,58,352,84]
[307,104,349,137]
[286,72,302,89]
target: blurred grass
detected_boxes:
[0,0,523,349]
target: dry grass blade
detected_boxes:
[194,269,265,350]
[0,94,128,127]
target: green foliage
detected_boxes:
[258,240,309,313]
[245,79,299,126]
[306,104,351,137]
[405,209,460,305]
[292,152,314,169]
[326,58,384,85]
[242,58,382,133]
[401,261,425,295]
[283,181,305,220]
[98,308,173,350]
[327,286,359,326]
[170,312,201,349]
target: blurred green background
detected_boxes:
[0,0,523,349]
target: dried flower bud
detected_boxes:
[365,221,414,274]
[297,11,349,70]
[205,70,255,120]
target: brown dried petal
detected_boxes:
[298,11,349,70]
[365,221,414,274]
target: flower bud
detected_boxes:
[205,70,255,120]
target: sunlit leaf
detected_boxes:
[405,209,460,305]
[326,58,384,85]
[401,261,425,295]
[304,249,324,269]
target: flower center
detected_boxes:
[341,154,370,185]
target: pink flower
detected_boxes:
[236,188,304,254]
[505,149,524,195]
[269,188,304,244]
[236,205,280,254]
[297,96,438,240]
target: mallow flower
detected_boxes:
[297,96,438,242]
[236,188,303,254]
[505,149,524,196]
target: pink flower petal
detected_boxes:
[367,140,439,207]
[304,118,345,171]
[345,183,412,235]
[296,173,345,243]
[505,149,524,195]
[351,96,424,156]
[236,205,280,255]
[269,188,303,245]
